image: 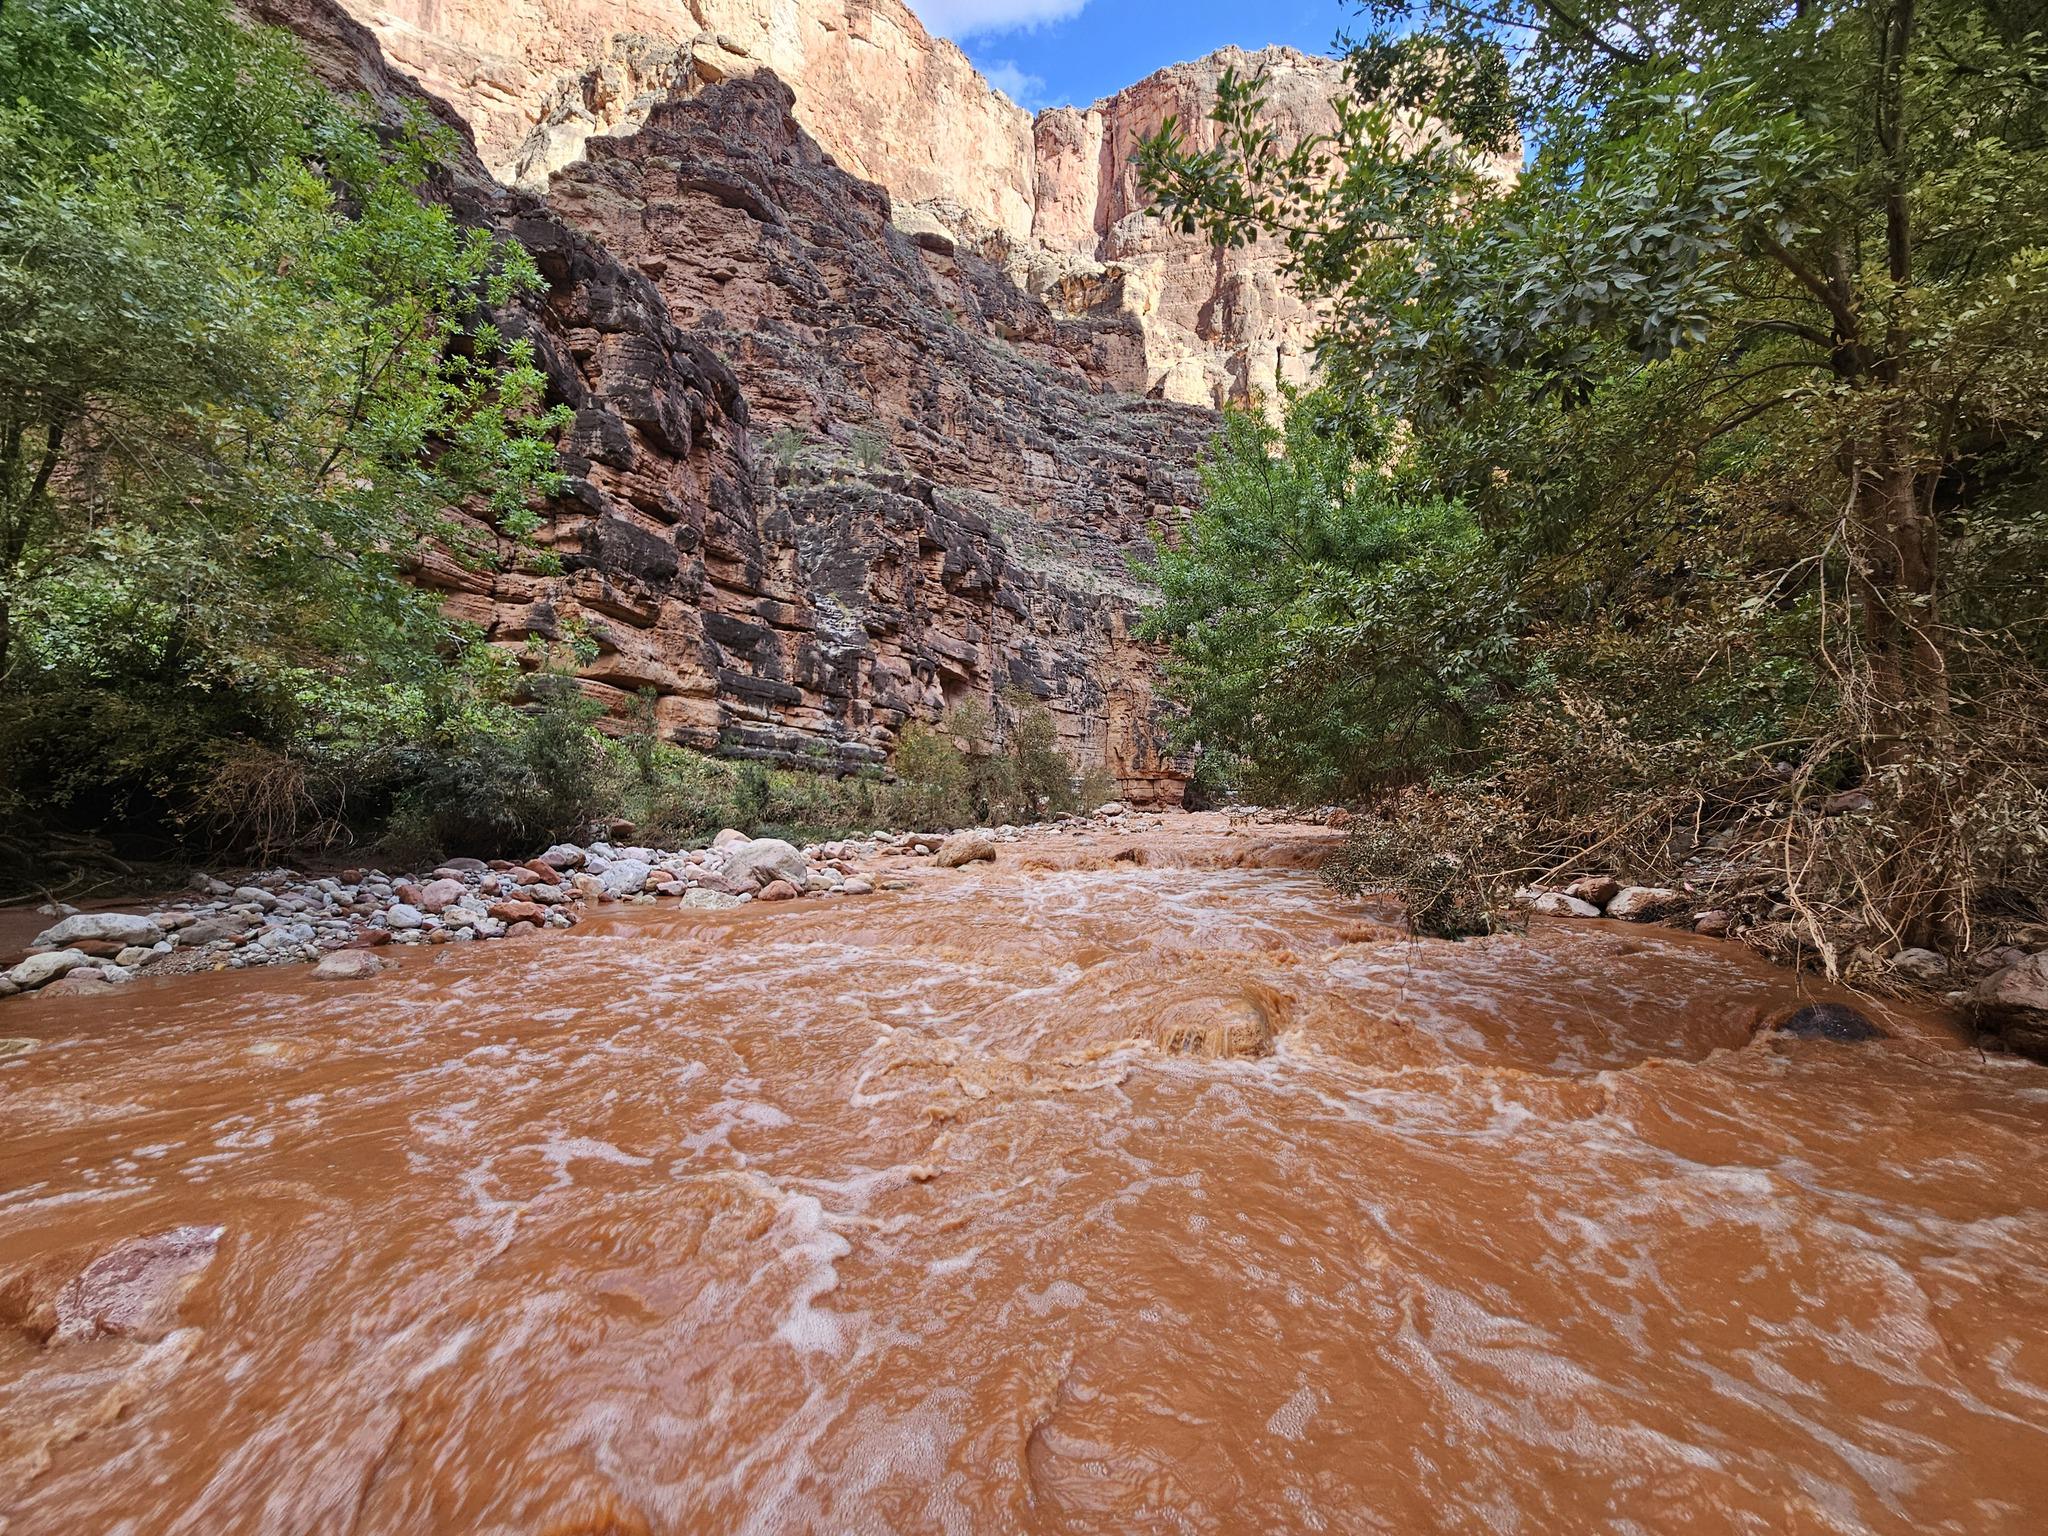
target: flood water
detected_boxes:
[3,815,2046,1534]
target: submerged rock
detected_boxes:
[51,1225,224,1344]
[1767,1002,1887,1043]
[1153,995,1277,1060]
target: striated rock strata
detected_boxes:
[257,0,1213,801]
[331,0,1352,412]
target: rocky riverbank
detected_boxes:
[0,814,1074,1002]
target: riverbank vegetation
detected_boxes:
[1141,0,2048,976]
[0,0,571,885]
[0,0,1103,898]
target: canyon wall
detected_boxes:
[332,0,1348,410]
[259,0,1212,802]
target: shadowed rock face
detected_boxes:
[250,0,1209,801]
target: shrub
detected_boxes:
[850,428,887,471]
[381,681,604,861]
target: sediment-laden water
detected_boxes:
[3,816,2045,1533]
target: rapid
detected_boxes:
[2,814,2045,1534]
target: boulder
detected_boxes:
[233,885,280,911]
[935,830,997,868]
[1969,954,2048,1062]
[842,876,875,895]
[417,878,468,913]
[32,912,165,950]
[1889,947,1950,984]
[384,903,425,931]
[756,879,799,902]
[1093,802,1127,818]
[712,828,750,853]
[1606,886,1686,921]
[313,949,390,980]
[538,844,586,870]
[488,899,544,925]
[6,949,92,990]
[1563,875,1623,909]
[178,913,258,946]
[1530,892,1602,919]
[521,858,563,884]
[597,859,653,898]
[1693,910,1733,937]
[723,838,807,890]
[437,857,489,874]
[1767,1002,1887,1043]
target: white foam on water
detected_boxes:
[1266,1382,1320,1441]
[926,1245,982,1278]
[1018,1279,1087,1316]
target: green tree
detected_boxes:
[1142,1,2048,943]
[1141,389,1513,801]
[0,0,568,843]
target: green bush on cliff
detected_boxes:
[0,0,567,869]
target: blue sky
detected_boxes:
[905,1,1356,113]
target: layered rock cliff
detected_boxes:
[257,0,1212,802]
[332,0,1347,411]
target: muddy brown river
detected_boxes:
[3,816,2045,1534]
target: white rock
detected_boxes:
[598,859,653,898]
[384,904,425,931]
[313,949,389,980]
[1530,892,1602,919]
[7,949,92,989]
[32,912,164,949]
[682,889,746,911]
[723,838,807,890]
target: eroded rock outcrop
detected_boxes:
[257,0,1207,799]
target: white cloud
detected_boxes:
[908,1,1089,42]
[980,58,1050,110]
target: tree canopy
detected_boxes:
[1140,1,2048,949]
[0,0,568,851]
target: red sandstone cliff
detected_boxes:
[254,0,1212,802]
